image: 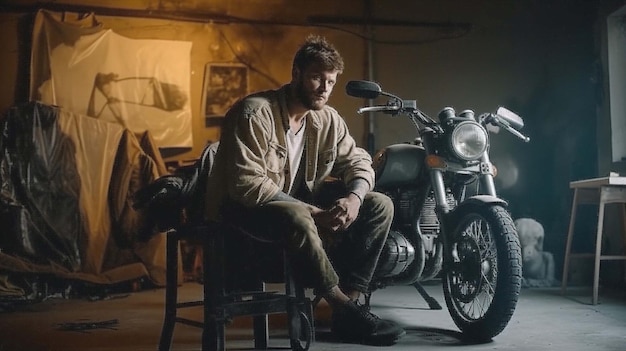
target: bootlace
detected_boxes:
[354,300,379,324]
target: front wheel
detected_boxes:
[442,204,522,341]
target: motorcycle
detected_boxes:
[346,80,529,341]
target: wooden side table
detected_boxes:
[561,176,626,304]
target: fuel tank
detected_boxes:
[373,143,427,188]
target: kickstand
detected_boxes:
[412,282,442,310]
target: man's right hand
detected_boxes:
[312,206,344,233]
[268,190,350,232]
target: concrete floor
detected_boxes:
[0,281,625,351]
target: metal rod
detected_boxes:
[2,3,472,30]
[365,0,376,154]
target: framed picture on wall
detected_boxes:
[201,63,249,128]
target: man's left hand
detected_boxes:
[328,193,362,232]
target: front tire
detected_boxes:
[442,204,521,341]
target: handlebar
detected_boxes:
[357,105,401,114]
[503,124,531,142]
[480,113,530,142]
[347,80,530,143]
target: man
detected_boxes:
[206,35,405,345]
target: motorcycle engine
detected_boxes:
[418,192,440,253]
[375,189,457,280]
[376,230,416,277]
[393,189,442,256]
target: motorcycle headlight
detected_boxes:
[449,121,488,160]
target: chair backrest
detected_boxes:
[184,141,219,223]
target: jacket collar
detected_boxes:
[277,85,291,133]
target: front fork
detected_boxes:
[478,152,497,197]
[422,122,497,209]
[428,151,498,269]
[429,152,498,214]
[429,169,449,214]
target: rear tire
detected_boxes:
[442,204,522,341]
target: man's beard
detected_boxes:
[295,80,325,110]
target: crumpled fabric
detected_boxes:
[0,102,169,291]
[0,102,82,271]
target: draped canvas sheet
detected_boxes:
[30,9,193,149]
[0,102,168,286]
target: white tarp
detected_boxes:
[30,10,193,149]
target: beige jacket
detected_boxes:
[205,84,374,220]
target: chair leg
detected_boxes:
[202,319,224,351]
[253,315,269,349]
[305,297,315,343]
[295,283,314,340]
[284,253,315,350]
[251,279,269,349]
[202,275,225,351]
[203,230,226,351]
[159,231,179,351]
[284,253,299,337]
[286,282,313,350]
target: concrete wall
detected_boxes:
[1,0,621,284]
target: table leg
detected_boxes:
[592,194,606,305]
[562,188,579,295]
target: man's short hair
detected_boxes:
[293,35,344,74]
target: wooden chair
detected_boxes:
[157,220,314,351]
[135,142,314,351]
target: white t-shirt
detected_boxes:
[285,120,306,194]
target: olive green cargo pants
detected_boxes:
[225,191,393,295]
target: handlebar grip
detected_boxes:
[357,105,400,114]
[503,123,530,142]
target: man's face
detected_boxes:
[294,64,339,111]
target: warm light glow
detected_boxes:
[426,155,447,169]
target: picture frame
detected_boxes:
[201,63,249,127]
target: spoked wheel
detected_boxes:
[443,204,522,342]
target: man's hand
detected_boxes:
[313,193,362,232]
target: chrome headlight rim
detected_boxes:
[449,121,489,161]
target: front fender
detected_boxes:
[442,195,508,230]
[459,195,508,207]
[439,195,511,266]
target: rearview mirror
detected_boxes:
[496,107,524,130]
[346,80,382,99]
